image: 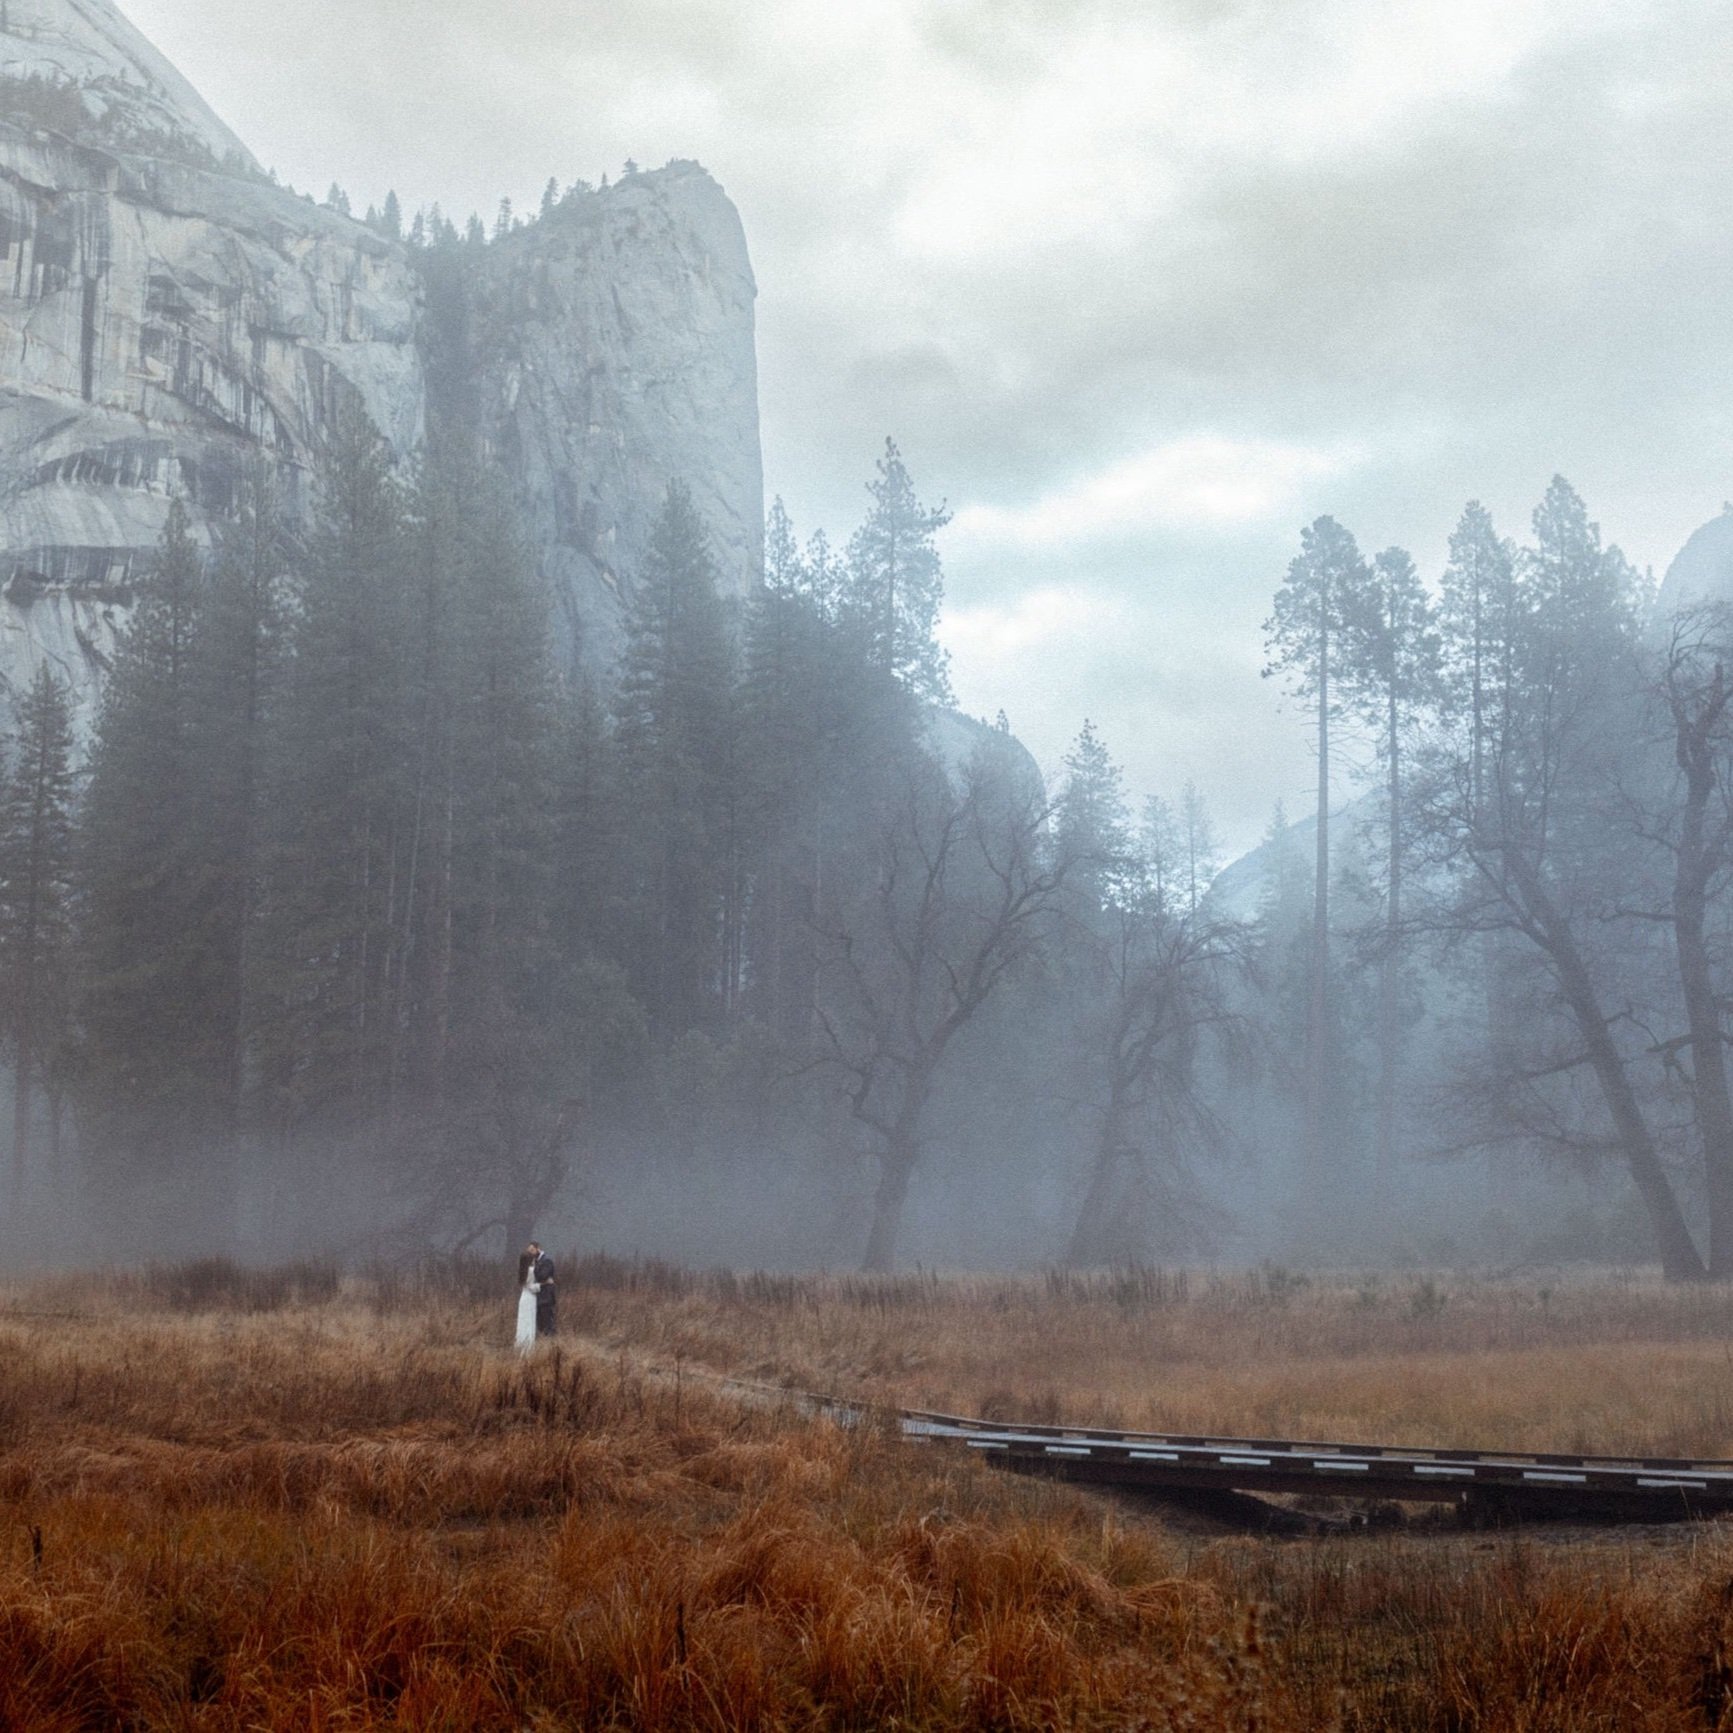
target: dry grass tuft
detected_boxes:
[4,1259,1733,1727]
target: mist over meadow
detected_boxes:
[1,0,1730,1278]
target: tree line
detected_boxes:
[6,424,1193,1268]
[4,429,1725,1273]
[1263,478,1733,1278]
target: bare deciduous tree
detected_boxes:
[816,739,1065,1271]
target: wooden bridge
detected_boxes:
[892,1407,1733,1523]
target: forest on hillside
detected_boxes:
[0,401,1728,1275]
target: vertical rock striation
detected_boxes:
[0,0,762,729]
[469,163,762,675]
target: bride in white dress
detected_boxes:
[514,1250,540,1353]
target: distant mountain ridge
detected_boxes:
[0,0,256,167]
[1656,506,1733,618]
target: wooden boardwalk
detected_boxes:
[897,1408,1733,1521]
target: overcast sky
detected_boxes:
[125,0,1733,853]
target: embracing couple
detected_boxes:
[514,1241,556,1352]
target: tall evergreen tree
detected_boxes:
[1439,502,1516,819]
[1179,781,1218,915]
[739,498,920,1043]
[1141,795,1182,916]
[193,461,289,1134]
[1055,721,1131,913]
[763,496,802,596]
[1350,546,1440,1187]
[0,665,75,1200]
[844,439,953,704]
[80,501,218,1181]
[1417,479,1704,1278]
[613,480,736,1038]
[1262,516,1374,1191]
[260,409,409,1131]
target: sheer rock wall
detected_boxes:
[0,0,762,729]
[469,163,762,675]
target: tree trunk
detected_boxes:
[1676,895,1733,1273]
[863,1135,919,1273]
[10,1054,29,1206]
[1672,686,1733,1274]
[503,1198,537,1265]
[46,1081,62,1182]
[1506,851,1706,1280]
[1375,689,1401,1190]
[1066,1107,1128,1267]
[1303,604,1330,1183]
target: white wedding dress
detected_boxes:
[515,1275,539,1353]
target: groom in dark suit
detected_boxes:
[528,1242,557,1336]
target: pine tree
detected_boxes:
[192,462,289,1135]
[1521,476,1644,706]
[764,497,801,596]
[420,453,572,1246]
[1263,515,1375,1194]
[1142,795,1181,917]
[1347,546,1440,1188]
[803,527,845,621]
[549,679,621,979]
[1418,479,1704,1278]
[80,500,216,1178]
[1179,781,1218,915]
[739,496,921,1042]
[844,439,953,704]
[1440,503,1516,822]
[613,480,736,1038]
[0,665,75,1201]
[260,409,409,1131]
[381,189,403,240]
[1054,720,1130,917]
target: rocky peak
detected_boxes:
[468,159,762,672]
[1656,506,1733,619]
[0,0,256,171]
[0,13,763,731]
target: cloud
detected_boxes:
[944,582,1124,665]
[123,0,1733,850]
[952,437,1353,549]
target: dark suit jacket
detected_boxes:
[532,1253,556,1313]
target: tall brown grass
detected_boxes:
[3,1260,1733,1728]
[557,1258,1733,1458]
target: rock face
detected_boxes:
[1656,508,1733,620]
[0,120,423,731]
[0,0,762,727]
[468,163,762,673]
[0,0,257,169]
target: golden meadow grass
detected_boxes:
[4,1258,1733,1728]
[562,1261,1733,1459]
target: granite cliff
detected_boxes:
[0,0,761,727]
[1656,506,1733,620]
[464,164,761,673]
